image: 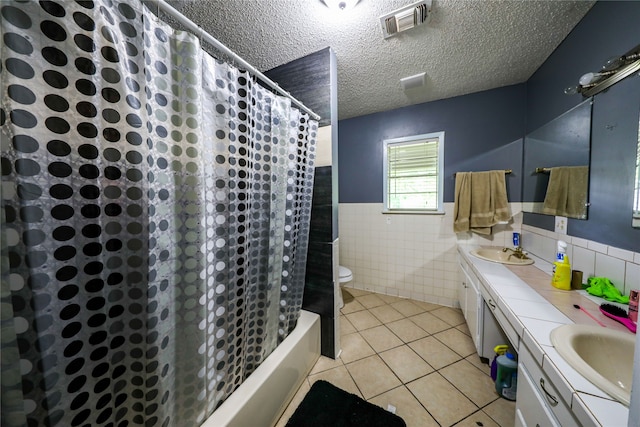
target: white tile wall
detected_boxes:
[338,204,640,306]
[521,224,640,295]
[338,202,523,307]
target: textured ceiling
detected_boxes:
[166,0,594,120]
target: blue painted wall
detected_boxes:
[524,1,640,252]
[525,1,640,133]
[338,84,526,203]
[338,1,640,252]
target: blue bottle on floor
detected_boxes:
[495,352,518,401]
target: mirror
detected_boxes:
[522,99,592,220]
[633,113,640,228]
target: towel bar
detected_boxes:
[453,169,512,178]
[535,167,551,173]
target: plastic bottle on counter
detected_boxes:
[629,290,639,323]
[552,254,571,290]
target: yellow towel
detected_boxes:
[542,166,588,219]
[454,171,511,235]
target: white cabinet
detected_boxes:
[458,256,511,360]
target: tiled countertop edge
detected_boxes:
[457,245,630,427]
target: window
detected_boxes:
[383,132,444,213]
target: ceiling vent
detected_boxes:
[380,0,432,39]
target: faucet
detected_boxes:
[502,246,528,260]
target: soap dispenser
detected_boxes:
[555,240,567,262]
[552,253,571,290]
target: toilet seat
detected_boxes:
[339,266,353,283]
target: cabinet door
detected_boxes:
[461,268,481,351]
[466,279,480,348]
[516,364,560,427]
[457,266,467,316]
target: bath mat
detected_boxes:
[286,380,406,427]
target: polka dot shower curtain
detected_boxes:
[0,1,317,426]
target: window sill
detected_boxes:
[381,209,445,215]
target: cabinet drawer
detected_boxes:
[519,345,578,427]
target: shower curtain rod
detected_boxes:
[150,0,322,121]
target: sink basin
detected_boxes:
[470,247,534,265]
[550,324,635,406]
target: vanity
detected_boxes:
[458,244,632,427]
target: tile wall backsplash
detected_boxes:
[520,224,640,296]
[339,203,640,305]
[338,203,523,306]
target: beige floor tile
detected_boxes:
[286,292,516,427]
[456,322,471,336]
[439,359,498,407]
[466,353,491,376]
[308,365,362,398]
[274,379,310,427]
[409,336,463,370]
[368,386,439,427]
[379,345,433,383]
[346,355,402,399]
[369,304,405,323]
[412,300,441,311]
[483,396,516,427]
[340,316,356,335]
[433,327,477,357]
[357,293,387,309]
[360,325,404,353]
[386,318,429,343]
[345,310,382,331]
[390,300,425,317]
[344,287,370,297]
[377,294,404,304]
[409,311,451,334]
[309,355,344,375]
[455,410,502,427]
[431,306,465,326]
[408,373,478,426]
[340,332,376,363]
[341,299,366,314]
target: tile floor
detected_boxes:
[275,288,516,427]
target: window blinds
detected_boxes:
[386,139,439,210]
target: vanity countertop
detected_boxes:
[457,245,632,427]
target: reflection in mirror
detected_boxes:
[522,99,592,220]
[633,114,640,228]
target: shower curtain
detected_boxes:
[0,1,317,426]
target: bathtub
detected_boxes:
[202,310,321,427]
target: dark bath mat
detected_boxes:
[286,380,407,427]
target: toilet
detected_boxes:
[338,265,353,308]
